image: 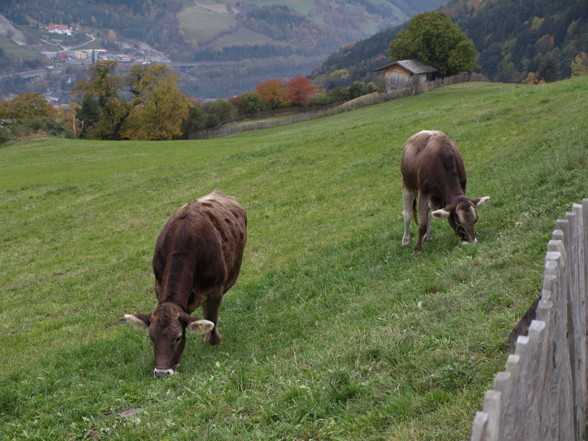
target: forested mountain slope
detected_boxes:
[311,0,588,86]
[447,0,588,82]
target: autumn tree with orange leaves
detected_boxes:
[286,77,315,106]
[255,78,288,110]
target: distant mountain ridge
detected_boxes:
[311,0,588,86]
[0,0,446,98]
[0,0,447,58]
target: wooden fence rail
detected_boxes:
[470,199,588,441]
[192,72,487,139]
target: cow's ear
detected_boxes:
[473,196,490,208]
[124,313,151,330]
[187,318,214,334]
[432,208,451,219]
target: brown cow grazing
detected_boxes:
[124,189,247,377]
[400,130,490,251]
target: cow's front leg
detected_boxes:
[424,202,433,242]
[401,187,415,246]
[414,195,430,252]
[201,291,223,345]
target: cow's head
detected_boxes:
[124,303,214,378]
[432,196,490,244]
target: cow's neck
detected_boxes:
[157,281,191,311]
[155,301,183,315]
[434,156,465,207]
[443,182,466,207]
[157,292,189,311]
[156,257,196,311]
[447,192,467,206]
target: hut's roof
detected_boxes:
[373,59,438,74]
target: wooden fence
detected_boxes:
[192,72,487,139]
[470,199,588,441]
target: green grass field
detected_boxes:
[178,6,246,46]
[0,35,45,65]
[1,78,587,440]
[209,27,275,50]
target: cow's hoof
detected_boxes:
[203,331,221,345]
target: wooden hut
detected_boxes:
[373,59,438,92]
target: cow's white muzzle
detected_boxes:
[154,368,175,378]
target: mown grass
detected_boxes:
[1,78,587,440]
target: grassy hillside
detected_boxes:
[1,78,587,440]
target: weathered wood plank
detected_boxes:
[566,207,586,441]
[482,390,501,441]
[470,411,489,441]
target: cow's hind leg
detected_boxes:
[402,187,415,246]
[201,291,223,345]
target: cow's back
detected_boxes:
[401,130,467,201]
[153,189,247,303]
[191,189,247,290]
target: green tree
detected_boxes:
[235,92,265,115]
[0,92,64,143]
[91,96,129,140]
[389,12,479,76]
[571,52,588,77]
[76,95,100,138]
[181,101,207,138]
[0,99,9,120]
[539,55,560,82]
[348,81,366,99]
[1,92,55,120]
[204,99,237,128]
[72,61,128,139]
[122,64,190,140]
[326,87,350,103]
[73,61,121,108]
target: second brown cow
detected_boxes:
[400,130,490,251]
[124,189,247,377]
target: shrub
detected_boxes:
[235,92,266,115]
[204,99,237,128]
[182,104,207,138]
[0,125,11,145]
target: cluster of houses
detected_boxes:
[47,24,77,36]
[41,48,132,64]
[43,23,137,64]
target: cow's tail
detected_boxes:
[412,198,417,224]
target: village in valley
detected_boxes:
[40,23,170,66]
[0,20,173,104]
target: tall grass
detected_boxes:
[1,78,587,440]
